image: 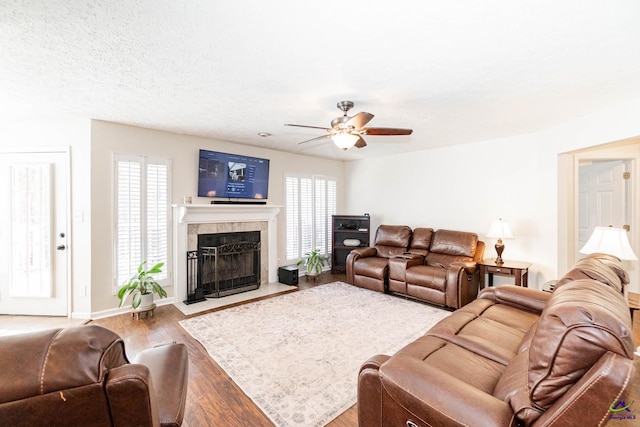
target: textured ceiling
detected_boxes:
[2,1,640,160]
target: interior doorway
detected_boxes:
[577,159,630,252]
[0,150,70,316]
[560,138,640,293]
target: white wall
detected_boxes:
[344,97,640,289]
[90,120,345,313]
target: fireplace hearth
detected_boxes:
[186,231,261,303]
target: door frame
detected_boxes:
[559,144,640,292]
[0,146,72,317]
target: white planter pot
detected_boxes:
[138,292,154,310]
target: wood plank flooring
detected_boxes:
[89,273,640,427]
[90,272,357,427]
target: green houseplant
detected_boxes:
[118,261,168,309]
[297,249,329,276]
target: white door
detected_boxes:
[0,152,69,315]
[578,160,628,254]
[577,159,640,289]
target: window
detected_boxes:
[114,154,171,290]
[285,174,336,262]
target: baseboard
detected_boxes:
[89,297,176,320]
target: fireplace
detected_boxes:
[186,231,261,302]
[172,204,281,304]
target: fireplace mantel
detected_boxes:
[172,204,282,303]
[175,204,281,224]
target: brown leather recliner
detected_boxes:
[358,254,636,427]
[402,229,484,309]
[0,324,189,427]
[346,225,412,292]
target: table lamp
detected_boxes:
[579,226,638,261]
[486,218,514,265]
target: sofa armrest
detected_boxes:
[358,354,392,427]
[479,285,551,314]
[106,364,160,427]
[133,343,189,427]
[380,356,515,427]
[533,353,635,426]
[445,261,480,308]
[346,247,378,284]
[450,260,477,276]
[349,247,377,258]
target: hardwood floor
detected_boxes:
[90,272,357,427]
[89,273,640,427]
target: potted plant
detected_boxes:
[297,249,329,276]
[118,261,168,310]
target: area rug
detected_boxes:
[179,282,451,427]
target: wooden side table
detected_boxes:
[479,259,532,289]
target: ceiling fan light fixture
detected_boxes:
[332,131,358,150]
[286,101,413,150]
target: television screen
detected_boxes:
[198,149,270,199]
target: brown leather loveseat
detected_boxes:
[0,324,189,427]
[357,253,636,426]
[346,225,485,309]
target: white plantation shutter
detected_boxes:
[146,163,169,281]
[285,174,336,262]
[300,177,313,256]
[314,179,327,255]
[326,179,337,253]
[114,154,171,289]
[115,159,142,286]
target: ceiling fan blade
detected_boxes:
[298,134,332,145]
[362,127,413,136]
[354,136,367,148]
[285,124,331,131]
[345,112,374,129]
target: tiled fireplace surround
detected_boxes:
[172,204,281,303]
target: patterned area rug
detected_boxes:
[179,282,451,427]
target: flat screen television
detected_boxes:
[198,149,270,199]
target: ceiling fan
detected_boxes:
[285,101,413,150]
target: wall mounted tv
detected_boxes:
[198,149,270,200]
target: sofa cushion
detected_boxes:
[373,225,412,259]
[353,256,389,278]
[425,297,539,366]
[407,227,433,256]
[429,229,477,258]
[0,325,126,404]
[555,253,628,293]
[384,336,505,395]
[494,279,634,425]
[405,265,446,292]
[528,280,633,405]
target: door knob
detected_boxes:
[56,244,66,250]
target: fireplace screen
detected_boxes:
[185,231,261,303]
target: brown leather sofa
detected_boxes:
[346,225,485,309]
[0,324,189,427]
[357,253,636,427]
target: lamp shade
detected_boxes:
[332,131,358,150]
[580,226,638,261]
[486,219,514,239]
